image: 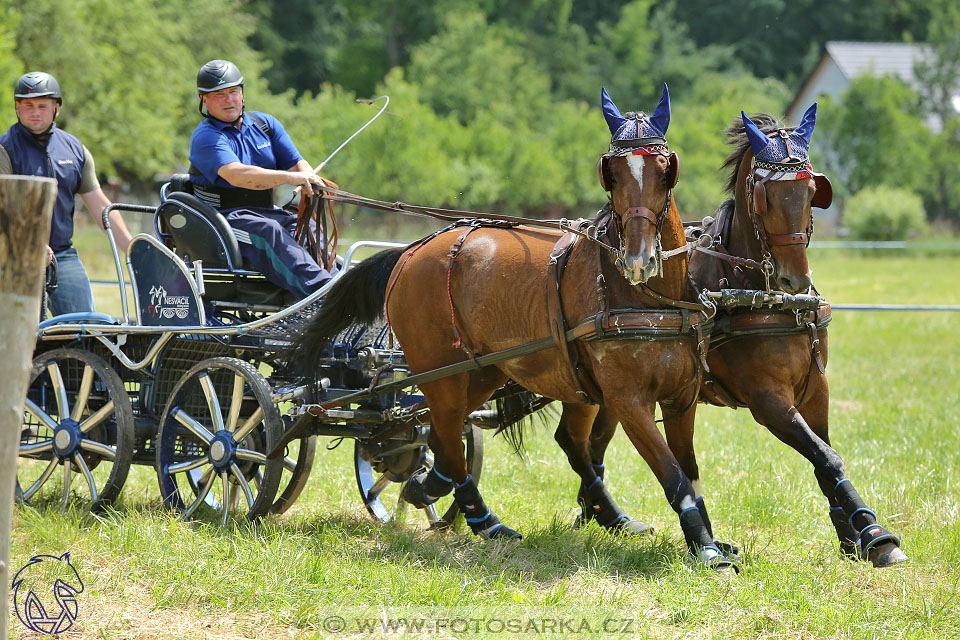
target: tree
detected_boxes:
[814,75,933,202]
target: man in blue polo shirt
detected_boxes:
[188,59,334,299]
[0,71,133,316]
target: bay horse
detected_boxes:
[572,105,907,567]
[298,85,737,570]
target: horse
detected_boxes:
[572,105,907,567]
[298,85,738,570]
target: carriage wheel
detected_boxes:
[354,422,484,528]
[270,431,317,515]
[18,348,134,512]
[156,358,283,523]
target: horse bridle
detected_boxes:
[598,137,680,276]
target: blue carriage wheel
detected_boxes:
[271,432,317,515]
[354,421,484,528]
[18,347,134,512]
[155,357,283,523]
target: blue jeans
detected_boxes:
[47,247,96,317]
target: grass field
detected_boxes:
[12,226,960,639]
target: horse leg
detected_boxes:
[555,403,651,534]
[797,379,907,567]
[405,372,521,540]
[661,401,739,560]
[609,397,736,572]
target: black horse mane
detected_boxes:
[721,113,786,194]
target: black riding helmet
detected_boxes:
[197,59,244,119]
[15,72,62,104]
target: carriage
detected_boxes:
[17,175,499,525]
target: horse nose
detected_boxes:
[778,272,812,294]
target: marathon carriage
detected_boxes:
[17,176,499,525]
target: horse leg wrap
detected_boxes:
[830,506,858,557]
[402,467,454,509]
[834,479,878,531]
[697,497,739,560]
[454,475,521,540]
[578,477,652,535]
[680,506,739,572]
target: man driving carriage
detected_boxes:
[188,59,336,299]
[0,71,133,316]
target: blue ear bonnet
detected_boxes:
[742,103,817,165]
[602,84,671,145]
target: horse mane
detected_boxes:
[721,113,785,194]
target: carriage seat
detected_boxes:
[156,175,243,269]
[156,174,296,309]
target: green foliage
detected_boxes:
[0,6,23,118]
[815,75,933,199]
[842,185,927,240]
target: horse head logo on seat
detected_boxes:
[599,84,680,285]
[12,552,85,635]
[740,103,831,293]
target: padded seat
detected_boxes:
[155,175,296,309]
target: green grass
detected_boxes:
[15,227,960,638]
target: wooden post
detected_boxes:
[0,176,56,638]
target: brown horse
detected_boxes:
[298,86,736,570]
[574,106,907,567]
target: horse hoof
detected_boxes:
[611,519,654,536]
[869,542,908,568]
[485,524,522,540]
[713,540,741,562]
[698,546,741,575]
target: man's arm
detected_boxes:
[217,162,324,196]
[79,187,132,253]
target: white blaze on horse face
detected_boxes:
[626,154,645,190]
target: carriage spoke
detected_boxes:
[23,458,59,501]
[72,454,99,502]
[220,472,232,525]
[24,398,60,432]
[198,373,226,433]
[233,406,263,443]
[19,440,54,455]
[182,467,216,519]
[365,474,391,504]
[235,448,267,464]
[254,469,263,490]
[79,400,116,434]
[225,373,245,433]
[167,456,207,475]
[70,364,96,422]
[46,362,70,419]
[172,408,215,444]
[230,463,255,509]
[61,459,73,510]
[79,439,117,460]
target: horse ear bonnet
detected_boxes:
[599,85,674,191]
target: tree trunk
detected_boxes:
[0,176,56,638]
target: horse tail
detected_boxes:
[493,392,556,458]
[295,246,405,363]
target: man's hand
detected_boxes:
[287,171,324,197]
[44,245,54,267]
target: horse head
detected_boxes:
[735,104,832,294]
[599,84,680,285]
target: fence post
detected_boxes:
[0,176,56,637]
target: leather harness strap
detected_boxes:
[546,223,604,404]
